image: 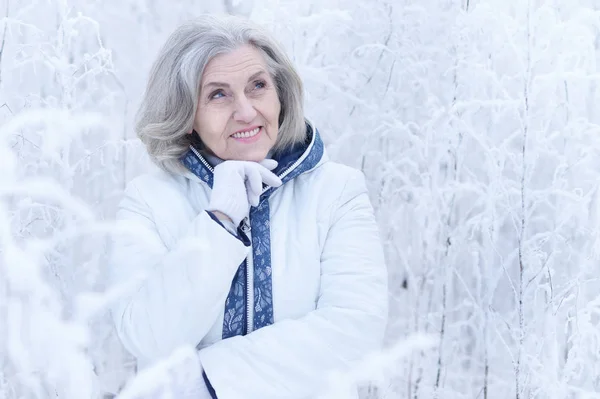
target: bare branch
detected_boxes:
[0,0,9,87]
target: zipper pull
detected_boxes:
[240,217,251,233]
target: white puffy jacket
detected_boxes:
[109,123,388,398]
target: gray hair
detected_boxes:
[134,14,306,173]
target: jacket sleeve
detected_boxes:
[197,170,389,399]
[108,179,250,366]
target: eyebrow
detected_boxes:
[202,70,267,91]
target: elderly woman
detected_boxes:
[109,14,388,399]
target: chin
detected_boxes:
[243,154,267,162]
[230,149,270,163]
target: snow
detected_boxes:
[1,0,600,398]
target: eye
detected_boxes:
[209,90,225,100]
[253,80,266,90]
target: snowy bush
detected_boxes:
[1,0,599,398]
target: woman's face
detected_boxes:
[193,44,281,162]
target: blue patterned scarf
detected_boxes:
[181,123,324,339]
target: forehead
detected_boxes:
[202,44,269,83]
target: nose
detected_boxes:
[233,94,257,123]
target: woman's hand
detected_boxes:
[207,159,282,226]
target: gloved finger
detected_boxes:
[256,165,283,188]
[258,159,278,171]
[245,167,263,204]
[245,179,260,207]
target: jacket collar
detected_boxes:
[180,120,325,196]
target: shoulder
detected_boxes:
[116,166,206,245]
[304,160,368,198]
[121,166,199,210]
[292,160,371,221]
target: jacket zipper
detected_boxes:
[190,127,315,335]
[191,147,256,335]
[241,217,253,335]
[259,127,315,195]
[190,146,214,173]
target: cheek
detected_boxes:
[197,109,228,141]
[265,93,281,122]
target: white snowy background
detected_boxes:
[1,0,600,398]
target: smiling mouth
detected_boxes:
[231,126,261,139]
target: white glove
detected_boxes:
[207,159,282,227]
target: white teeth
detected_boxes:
[232,127,260,139]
